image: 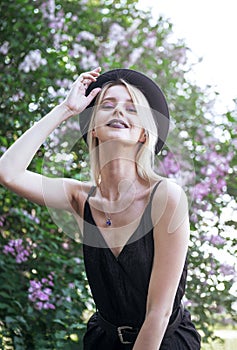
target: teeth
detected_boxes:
[107,120,128,128]
[112,122,125,126]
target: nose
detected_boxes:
[113,103,125,117]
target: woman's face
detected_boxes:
[92,85,145,147]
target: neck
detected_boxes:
[95,140,141,200]
[99,159,140,201]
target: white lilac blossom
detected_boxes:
[10,90,25,102]
[143,32,157,49]
[108,23,126,42]
[19,50,47,73]
[69,43,87,58]
[62,242,70,250]
[80,52,99,70]
[77,31,95,42]
[40,0,55,20]
[128,47,144,66]
[74,257,82,264]
[48,85,68,100]
[99,23,126,58]
[0,41,9,55]
[48,9,65,31]
[55,78,73,90]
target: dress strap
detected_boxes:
[150,180,163,203]
[86,186,96,201]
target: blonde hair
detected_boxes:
[87,80,161,185]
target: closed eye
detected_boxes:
[126,104,137,114]
[100,102,115,109]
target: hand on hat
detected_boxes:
[62,67,101,116]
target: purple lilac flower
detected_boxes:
[190,212,198,223]
[40,1,67,48]
[74,257,82,264]
[28,274,55,310]
[159,152,180,176]
[68,282,75,289]
[3,238,36,263]
[195,149,234,201]
[219,263,236,277]
[192,181,210,201]
[0,146,7,154]
[9,208,40,224]
[205,234,226,246]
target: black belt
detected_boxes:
[97,304,184,345]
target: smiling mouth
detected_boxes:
[106,119,129,129]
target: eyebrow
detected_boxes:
[101,97,134,103]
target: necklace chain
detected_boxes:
[98,178,140,227]
[98,184,112,226]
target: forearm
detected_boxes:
[0,103,72,184]
[133,311,170,350]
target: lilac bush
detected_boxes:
[0,0,236,348]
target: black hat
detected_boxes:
[79,68,170,154]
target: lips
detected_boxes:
[106,118,129,129]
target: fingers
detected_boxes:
[78,67,101,83]
[86,87,102,104]
[74,67,101,91]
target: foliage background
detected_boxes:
[0,0,236,349]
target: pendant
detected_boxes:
[106,218,112,226]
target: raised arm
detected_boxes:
[0,67,101,211]
[133,180,190,350]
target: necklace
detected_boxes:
[98,185,112,226]
[98,178,140,227]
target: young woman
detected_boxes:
[0,67,201,349]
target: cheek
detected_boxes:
[93,112,106,129]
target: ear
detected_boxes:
[92,129,97,138]
[139,130,146,143]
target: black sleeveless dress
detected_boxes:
[82,183,201,349]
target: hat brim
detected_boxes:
[79,68,170,154]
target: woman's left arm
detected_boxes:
[133,180,190,350]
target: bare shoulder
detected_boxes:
[154,178,187,202]
[151,178,189,230]
[63,178,94,216]
[63,177,93,193]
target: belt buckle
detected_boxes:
[117,325,133,344]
